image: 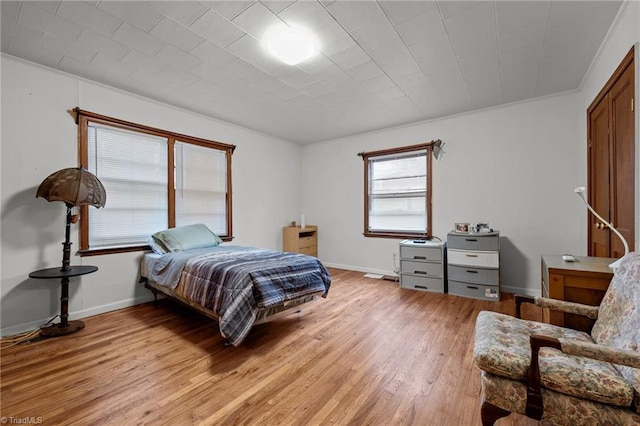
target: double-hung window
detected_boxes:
[76,108,235,254]
[360,143,433,239]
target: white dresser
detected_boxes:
[399,239,446,293]
[447,231,500,301]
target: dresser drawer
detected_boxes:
[448,280,499,301]
[400,274,444,293]
[448,249,499,268]
[400,245,442,262]
[448,265,499,285]
[400,260,442,277]
[447,233,499,251]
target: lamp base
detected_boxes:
[40,320,85,337]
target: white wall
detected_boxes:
[301,93,583,295]
[1,56,302,335]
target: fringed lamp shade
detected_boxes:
[36,167,106,207]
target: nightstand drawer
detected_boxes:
[400,274,444,293]
[448,265,499,285]
[448,249,498,268]
[400,260,442,277]
[448,280,499,301]
[400,245,442,262]
[447,233,499,251]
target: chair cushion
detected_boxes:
[474,311,593,380]
[474,311,634,407]
[591,252,640,411]
[481,372,640,425]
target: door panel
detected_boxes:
[588,96,611,257]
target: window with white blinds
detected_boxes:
[77,109,234,253]
[361,143,433,239]
[87,124,168,249]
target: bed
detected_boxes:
[139,242,331,346]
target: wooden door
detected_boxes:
[587,47,635,258]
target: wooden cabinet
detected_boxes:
[399,240,446,293]
[283,226,317,256]
[541,254,614,332]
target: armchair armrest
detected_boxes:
[525,334,640,420]
[514,294,599,320]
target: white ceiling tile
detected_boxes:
[190,9,246,48]
[278,69,317,89]
[502,84,537,104]
[156,66,200,87]
[56,1,122,38]
[547,1,621,29]
[1,17,44,46]
[202,1,256,20]
[408,32,455,65]
[459,57,499,84]
[154,45,202,71]
[18,3,82,40]
[436,1,482,19]
[269,83,301,100]
[226,34,292,77]
[500,61,538,90]
[300,81,334,98]
[150,17,205,52]
[6,37,62,68]
[495,1,551,34]
[261,1,296,15]
[121,49,169,74]
[76,28,130,61]
[97,1,162,32]
[295,53,338,76]
[467,77,501,100]
[232,1,284,41]
[1,1,20,20]
[326,1,386,32]
[278,1,353,57]
[379,1,438,25]
[112,23,167,56]
[395,11,447,47]
[373,86,405,102]
[345,60,385,82]
[329,44,371,71]
[29,1,60,14]
[146,1,209,27]
[58,55,102,80]
[498,22,546,54]
[223,58,281,87]
[90,52,136,80]
[190,40,238,68]
[41,33,97,63]
[450,31,497,59]
[393,72,430,91]
[349,19,400,54]
[537,62,584,94]
[444,2,495,41]
[500,42,543,70]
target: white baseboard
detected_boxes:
[0,294,156,337]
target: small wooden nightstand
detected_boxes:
[541,255,615,332]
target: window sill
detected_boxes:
[363,231,431,240]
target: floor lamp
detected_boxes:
[34,167,106,335]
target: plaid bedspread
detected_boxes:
[180,247,331,346]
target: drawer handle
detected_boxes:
[466,285,479,290]
[414,271,428,275]
[415,285,428,290]
[413,256,427,260]
[465,254,478,257]
[465,238,478,242]
[466,270,478,274]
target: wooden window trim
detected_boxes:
[359,141,435,240]
[75,108,235,256]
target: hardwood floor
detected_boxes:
[1,268,543,425]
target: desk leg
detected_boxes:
[41,276,85,337]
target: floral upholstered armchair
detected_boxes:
[473,252,640,425]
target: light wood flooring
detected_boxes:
[2,268,543,425]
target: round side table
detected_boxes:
[29,265,98,337]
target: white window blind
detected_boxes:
[368,150,427,233]
[87,124,168,249]
[175,141,228,236]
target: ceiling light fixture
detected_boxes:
[264,26,318,66]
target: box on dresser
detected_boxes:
[399,239,446,293]
[447,231,500,301]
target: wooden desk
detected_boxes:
[541,255,614,332]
